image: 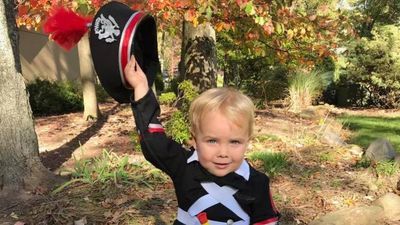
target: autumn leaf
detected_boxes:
[236,0,249,8]
[18,5,28,17]
[174,0,192,8]
[262,21,274,35]
[244,2,256,16]
[162,11,170,20]
[300,27,306,35]
[215,22,224,32]
[130,3,144,10]
[247,31,259,40]
[184,9,197,21]
[309,14,317,21]
[275,23,284,34]
[91,0,104,9]
[287,29,294,39]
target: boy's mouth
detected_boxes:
[214,162,230,169]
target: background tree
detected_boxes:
[18,0,101,120]
[337,25,400,108]
[350,0,400,37]
[180,21,217,92]
[78,34,100,120]
[0,0,61,202]
[327,0,400,109]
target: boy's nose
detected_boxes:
[218,145,229,157]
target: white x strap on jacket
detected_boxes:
[177,182,250,225]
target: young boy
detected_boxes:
[125,56,280,225]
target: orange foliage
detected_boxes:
[16,0,352,66]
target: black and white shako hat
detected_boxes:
[89,1,159,103]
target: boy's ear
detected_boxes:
[190,132,197,149]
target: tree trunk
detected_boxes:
[0,0,61,201]
[78,34,100,120]
[180,21,217,92]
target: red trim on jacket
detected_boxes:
[254,216,279,225]
[148,127,165,133]
[269,191,278,214]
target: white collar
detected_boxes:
[187,150,250,181]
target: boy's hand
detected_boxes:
[124,56,149,101]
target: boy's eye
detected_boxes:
[230,140,241,144]
[207,139,217,144]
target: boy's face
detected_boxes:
[193,110,249,177]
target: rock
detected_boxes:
[309,205,384,225]
[348,144,364,157]
[299,108,317,119]
[365,138,396,163]
[395,154,400,165]
[321,127,346,147]
[373,193,400,222]
[299,105,331,119]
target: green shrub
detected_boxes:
[247,151,289,177]
[27,79,83,115]
[165,111,191,144]
[164,80,198,144]
[223,58,289,103]
[158,92,176,106]
[177,80,199,113]
[337,25,400,108]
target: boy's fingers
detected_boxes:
[130,54,136,64]
[126,55,134,68]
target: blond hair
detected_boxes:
[189,87,255,137]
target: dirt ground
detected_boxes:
[1,100,400,224]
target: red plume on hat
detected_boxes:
[43,7,92,51]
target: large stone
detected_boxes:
[373,193,400,222]
[365,138,396,162]
[321,128,346,147]
[309,205,384,225]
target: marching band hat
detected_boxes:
[89,1,160,103]
[44,1,160,103]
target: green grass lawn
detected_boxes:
[338,115,400,152]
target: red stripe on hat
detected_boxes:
[118,11,146,89]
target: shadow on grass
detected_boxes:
[338,115,400,150]
[40,103,125,171]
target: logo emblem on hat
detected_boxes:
[94,14,120,43]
